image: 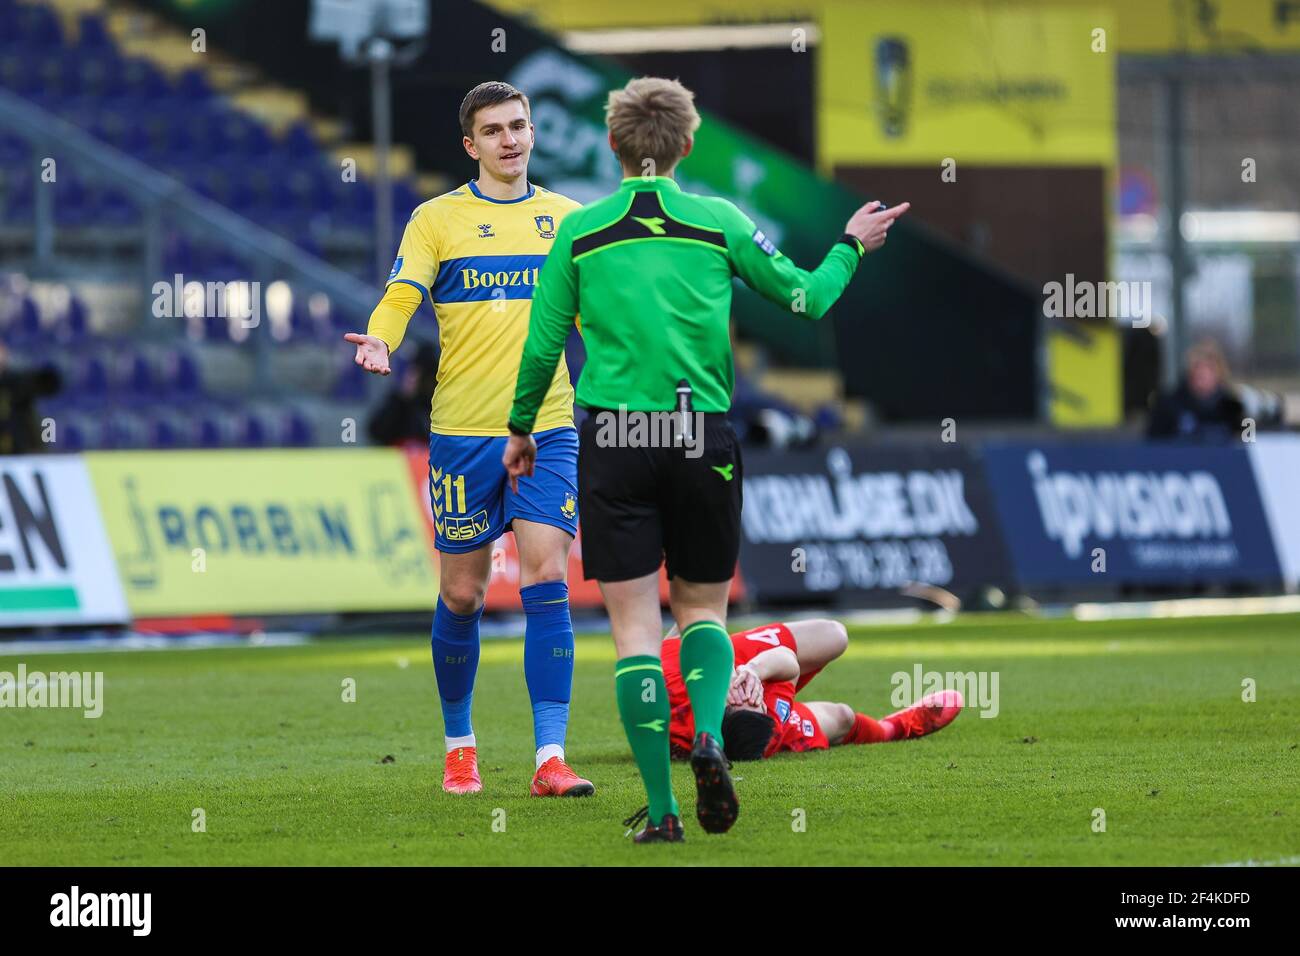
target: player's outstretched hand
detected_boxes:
[502,433,537,494]
[344,332,391,376]
[844,200,910,253]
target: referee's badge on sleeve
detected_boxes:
[751,229,777,256]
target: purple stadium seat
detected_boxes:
[332,358,367,400]
[0,53,43,97]
[160,350,201,396]
[76,14,114,53]
[8,294,42,344]
[196,413,223,448]
[284,411,313,446]
[120,58,168,99]
[148,414,183,448]
[124,352,153,394]
[176,68,213,101]
[78,355,110,395]
[81,57,126,99]
[58,419,87,453]
[238,413,269,447]
[49,291,91,344]
[13,5,62,49]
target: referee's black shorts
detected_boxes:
[577,410,742,583]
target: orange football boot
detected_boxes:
[530,756,595,797]
[883,689,964,740]
[443,746,482,794]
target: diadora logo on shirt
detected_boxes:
[534,215,556,239]
[477,223,495,238]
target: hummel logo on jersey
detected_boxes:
[637,719,666,733]
[477,223,494,238]
[684,668,705,683]
[632,215,667,236]
[711,464,734,481]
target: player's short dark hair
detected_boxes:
[459,81,530,137]
[722,708,777,762]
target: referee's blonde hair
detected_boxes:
[605,77,701,174]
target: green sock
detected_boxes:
[679,620,734,745]
[614,655,679,825]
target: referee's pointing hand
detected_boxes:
[502,433,537,494]
[845,200,910,253]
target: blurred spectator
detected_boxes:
[729,367,819,449]
[1146,339,1244,442]
[0,344,61,454]
[367,342,439,446]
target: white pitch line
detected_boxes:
[0,633,309,657]
[1203,855,1300,867]
[1074,594,1300,622]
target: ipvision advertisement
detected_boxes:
[982,442,1282,587]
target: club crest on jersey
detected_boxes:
[775,698,791,722]
[560,491,576,520]
[534,215,556,239]
[387,256,404,280]
[477,223,495,238]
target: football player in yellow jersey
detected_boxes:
[345,82,593,798]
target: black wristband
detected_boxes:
[837,233,865,258]
[507,420,531,437]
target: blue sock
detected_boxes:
[431,597,482,739]
[521,580,574,752]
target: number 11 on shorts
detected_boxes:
[438,473,467,514]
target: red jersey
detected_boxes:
[664,622,828,758]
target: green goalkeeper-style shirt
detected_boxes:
[508,176,863,433]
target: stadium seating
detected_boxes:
[0,0,424,449]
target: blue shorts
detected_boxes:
[428,426,579,553]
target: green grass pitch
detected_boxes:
[2,612,1297,866]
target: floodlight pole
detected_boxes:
[1161,62,1189,390]
[369,36,395,287]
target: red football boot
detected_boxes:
[883,689,964,740]
[530,756,595,797]
[443,746,482,794]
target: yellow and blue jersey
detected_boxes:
[386,180,579,436]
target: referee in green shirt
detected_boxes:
[504,77,908,842]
